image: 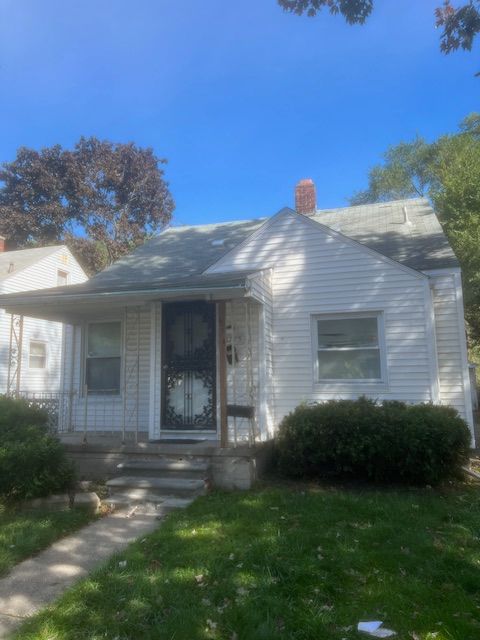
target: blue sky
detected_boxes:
[0,0,478,226]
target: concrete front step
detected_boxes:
[106,475,207,497]
[103,493,196,515]
[106,487,201,503]
[117,458,210,478]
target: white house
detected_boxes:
[0,239,87,396]
[0,182,474,455]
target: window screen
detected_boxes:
[86,322,121,393]
[316,316,382,380]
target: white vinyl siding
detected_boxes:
[429,271,473,429]
[57,270,69,286]
[248,269,275,438]
[61,306,153,436]
[57,212,474,441]
[61,299,265,442]
[225,300,261,443]
[0,247,87,394]
[207,210,435,424]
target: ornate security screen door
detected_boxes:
[162,302,217,431]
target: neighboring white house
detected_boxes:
[0,239,87,395]
[0,181,474,446]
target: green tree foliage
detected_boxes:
[278,0,480,63]
[436,0,480,54]
[350,137,436,204]
[278,0,373,23]
[0,137,174,275]
[351,114,480,342]
[431,124,480,340]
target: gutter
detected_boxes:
[0,282,248,308]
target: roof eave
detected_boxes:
[0,282,249,323]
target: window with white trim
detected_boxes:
[313,314,384,381]
[29,341,47,369]
[85,322,121,393]
[57,270,69,286]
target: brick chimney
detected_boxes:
[0,236,5,253]
[295,178,316,216]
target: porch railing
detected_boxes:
[15,390,76,434]
[13,389,134,441]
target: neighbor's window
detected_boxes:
[314,314,383,381]
[57,270,69,286]
[85,322,121,393]
[29,341,47,369]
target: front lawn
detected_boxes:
[0,504,95,577]
[13,483,480,640]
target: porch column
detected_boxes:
[218,301,228,447]
[7,313,24,396]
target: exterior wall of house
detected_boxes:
[57,212,474,442]
[225,299,261,443]
[206,210,456,429]
[0,248,87,394]
[248,269,275,438]
[61,299,265,442]
[426,269,473,432]
[61,305,152,435]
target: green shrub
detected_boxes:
[276,397,471,485]
[0,396,75,501]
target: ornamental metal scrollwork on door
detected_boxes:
[162,302,216,430]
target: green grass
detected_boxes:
[0,504,95,577]
[13,482,480,640]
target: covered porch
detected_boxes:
[3,270,274,449]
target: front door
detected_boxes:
[162,301,217,431]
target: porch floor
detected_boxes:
[58,432,257,457]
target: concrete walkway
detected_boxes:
[0,511,161,639]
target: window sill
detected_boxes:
[313,380,389,393]
[83,392,122,399]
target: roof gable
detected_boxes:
[0,245,64,282]
[10,197,454,297]
[205,207,427,280]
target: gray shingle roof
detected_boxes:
[312,197,458,271]
[0,198,458,302]
[0,245,62,281]
[52,198,456,296]
[78,218,266,293]
[86,197,454,293]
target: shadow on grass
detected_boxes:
[0,507,94,578]
[13,484,480,640]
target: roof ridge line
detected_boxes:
[165,217,267,232]
[315,197,429,215]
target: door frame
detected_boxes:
[160,300,218,435]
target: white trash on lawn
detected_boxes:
[358,620,396,637]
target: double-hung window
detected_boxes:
[29,341,47,369]
[85,322,122,394]
[314,313,384,382]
